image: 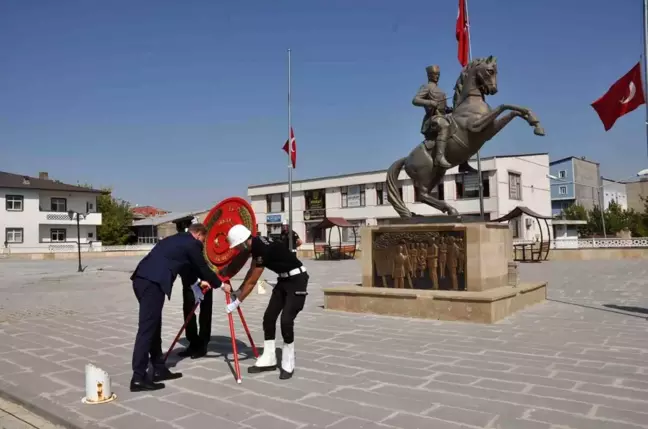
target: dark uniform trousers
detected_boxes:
[263,272,309,344]
[181,284,213,348]
[132,277,166,379]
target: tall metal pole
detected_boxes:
[287,49,294,251]
[643,0,648,157]
[76,214,83,272]
[465,0,485,220]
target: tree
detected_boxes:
[96,189,134,245]
[559,203,593,236]
[80,184,134,245]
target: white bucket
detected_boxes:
[81,364,117,404]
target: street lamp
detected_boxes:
[68,210,87,272]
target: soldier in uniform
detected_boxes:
[279,220,302,252]
[412,65,453,169]
[226,224,309,380]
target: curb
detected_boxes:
[0,379,103,429]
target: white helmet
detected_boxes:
[227,224,252,249]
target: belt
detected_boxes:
[278,266,307,278]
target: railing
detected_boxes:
[0,243,155,255]
[513,237,648,250]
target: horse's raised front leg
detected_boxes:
[481,112,521,141]
[468,104,541,134]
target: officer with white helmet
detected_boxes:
[226,224,308,379]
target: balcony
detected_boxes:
[38,211,102,226]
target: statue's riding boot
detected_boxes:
[435,134,452,169]
[248,340,277,373]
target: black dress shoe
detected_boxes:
[177,347,198,358]
[279,367,294,380]
[190,347,208,359]
[130,379,165,392]
[153,368,183,382]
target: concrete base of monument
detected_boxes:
[322,282,547,324]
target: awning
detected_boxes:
[310,217,353,230]
[491,206,552,222]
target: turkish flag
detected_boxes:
[456,0,470,67]
[282,127,296,168]
[591,62,646,131]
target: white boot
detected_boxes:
[248,340,277,373]
[279,342,295,380]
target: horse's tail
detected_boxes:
[386,157,411,218]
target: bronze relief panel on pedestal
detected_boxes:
[372,230,467,291]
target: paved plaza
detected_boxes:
[0,256,647,429]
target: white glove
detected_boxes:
[191,282,205,304]
[226,299,241,314]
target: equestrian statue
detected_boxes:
[387,56,545,217]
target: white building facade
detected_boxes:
[247,153,552,249]
[1,171,103,252]
[601,178,628,210]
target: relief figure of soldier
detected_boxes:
[391,245,411,289]
[438,236,448,280]
[427,237,440,290]
[417,242,427,278]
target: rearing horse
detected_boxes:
[387,56,545,217]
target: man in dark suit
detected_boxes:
[178,266,213,359]
[129,223,230,392]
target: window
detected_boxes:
[455,172,490,199]
[510,218,520,239]
[6,195,24,211]
[5,228,24,244]
[559,186,567,195]
[414,184,445,202]
[508,173,522,200]
[50,229,66,242]
[342,219,365,242]
[86,201,95,213]
[558,170,566,179]
[305,224,326,243]
[266,194,285,213]
[341,185,365,208]
[87,232,94,239]
[375,182,403,205]
[50,198,67,212]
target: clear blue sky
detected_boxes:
[2,0,647,211]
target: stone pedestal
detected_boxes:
[324,221,546,324]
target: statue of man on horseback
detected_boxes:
[387,55,545,218]
[412,65,453,168]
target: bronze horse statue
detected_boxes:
[387,56,545,217]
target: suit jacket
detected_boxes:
[131,232,222,298]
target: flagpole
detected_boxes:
[464,0,485,220]
[287,48,294,251]
[643,0,648,157]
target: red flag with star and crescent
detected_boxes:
[591,62,646,131]
[456,0,470,67]
[282,127,296,168]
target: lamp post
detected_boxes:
[68,210,87,272]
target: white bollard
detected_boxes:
[81,364,117,404]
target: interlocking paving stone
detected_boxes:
[0,258,647,428]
